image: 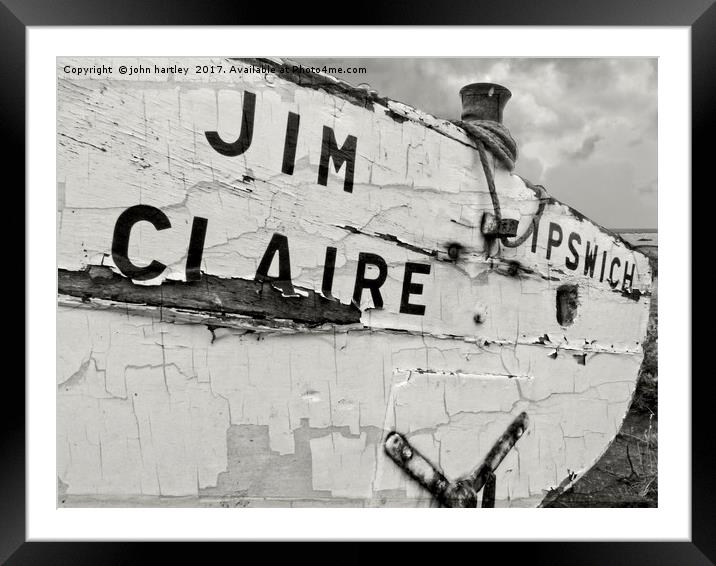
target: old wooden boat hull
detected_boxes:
[57,57,653,507]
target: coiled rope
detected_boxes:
[452,119,547,249]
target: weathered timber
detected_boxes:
[56,57,654,508]
[58,266,360,326]
[384,412,529,507]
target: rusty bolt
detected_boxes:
[447,243,462,261]
[473,303,488,325]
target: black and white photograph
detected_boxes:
[4,7,705,557]
[56,56,658,509]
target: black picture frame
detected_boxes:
[8,1,710,562]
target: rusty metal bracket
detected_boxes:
[384,411,529,507]
[481,212,519,238]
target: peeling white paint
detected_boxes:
[57,57,652,506]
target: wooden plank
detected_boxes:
[58,266,360,327]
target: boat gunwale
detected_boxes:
[233,56,651,259]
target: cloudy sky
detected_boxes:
[296,58,657,229]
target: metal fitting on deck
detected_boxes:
[459,83,512,124]
[459,83,521,240]
[481,212,519,238]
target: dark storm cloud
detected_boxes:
[565,134,602,161]
[295,57,658,228]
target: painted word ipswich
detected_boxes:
[111,88,641,321]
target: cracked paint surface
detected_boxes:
[57,57,652,506]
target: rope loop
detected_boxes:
[454,119,546,250]
[453,119,518,171]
